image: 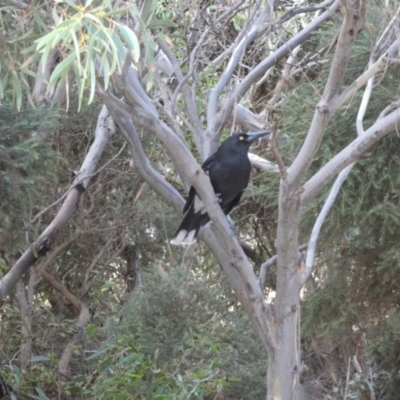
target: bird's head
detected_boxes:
[230,130,271,148]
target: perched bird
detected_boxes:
[171,131,271,245]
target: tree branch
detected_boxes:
[287,0,366,188]
[301,108,400,205]
[98,92,184,214]
[41,269,90,377]
[302,15,400,282]
[215,0,341,138]
[278,0,335,24]
[208,0,263,68]
[98,88,276,353]
[206,0,275,154]
[335,37,400,110]
[259,244,308,289]
[156,39,204,157]
[170,0,246,123]
[0,105,115,300]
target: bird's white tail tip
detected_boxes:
[170,229,197,246]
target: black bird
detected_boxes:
[171,131,271,245]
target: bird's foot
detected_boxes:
[214,193,222,205]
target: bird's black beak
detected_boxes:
[245,130,271,143]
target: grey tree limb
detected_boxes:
[208,0,264,69]
[207,0,275,154]
[170,0,246,122]
[0,105,115,300]
[335,37,400,110]
[302,18,393,283]
[259,243,308,289]
[301,108,400,206]
[99,92,184,214]
[98,88,276,353]
[215,0,341,138]
[270,3,367,397]
[156,39,204,157]
[287,0,364,188]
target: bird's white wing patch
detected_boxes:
[194,195,207,214]
[170,229,187,245]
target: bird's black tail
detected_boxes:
[170,203,210,245]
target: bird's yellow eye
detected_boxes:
[239,135,245,141]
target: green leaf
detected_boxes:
[88,59,96,104]
[102,5,136,18]
[81,12,103,26]
[71,63,83,111]
[99,356,113,373]
[97,28,120,72]
[147,20,178,30]
[20,42,40,55]
[86,323,96,338]
[115,24,140,62]
[51,6,61,25]
[54,16,80,30]
[33,9,48,31]
[0,72,9,100]
[50,53,76,84]
[35,387,50,400]
[31,355,50,362]
[65,0,78,8]
[12,365,21,383]
[68,386,84,394]
[12,71,22,110]
[102,55,110,89]
[141,0,156,24]
[129,8,147,33]
[35,29,61,51]
[87,347,108,360]
[70,30,82,74]
[21,68,40,80]
[110,30,126,61]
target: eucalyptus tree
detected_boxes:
[1,0,400,398]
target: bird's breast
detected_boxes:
[211,156,251,204]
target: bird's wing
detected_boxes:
[202,153,218,172]
[222,190,244,215]
[182,154,218,214]
[183,185,196,214]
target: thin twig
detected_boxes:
[378,98,400,119]
[207,0,275,139]
[269,123,287,180]
[302,14,400,284]
[259,243,308,289]
[29,143,126,225]
[343,357,351,400]
[170,0,246,117]
[208,0,263,69]
[215,0,341,138]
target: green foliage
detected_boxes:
[35,0,142,110]
[267,4,400,397]
[0,102,60,253]
[89,268,266,399]
[324,374,373,400]
[1,0,177,110]
[0,1,50,109]
[369,313,400,399]
[2,0,400,399]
